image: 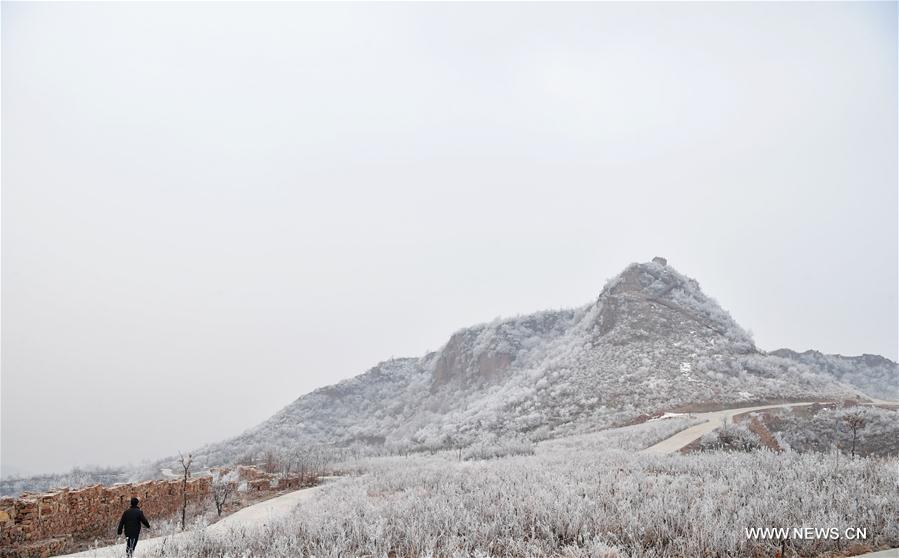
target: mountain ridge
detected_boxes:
[186,259,896,468]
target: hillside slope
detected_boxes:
[191,259,893,467]
[769,349,898,400]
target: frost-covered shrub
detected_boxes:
[699,422,761,452]
[463,439,535,461]
[540,415,703,453]
[128,447,897,558]
[771,405,899,457]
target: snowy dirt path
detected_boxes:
[854,550,899,557]
[640,402,818,455]
[54,478,338,558]
[640,399,897,455]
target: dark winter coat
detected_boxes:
[117,506,151,538]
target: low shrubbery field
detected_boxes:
[125,418,897,557]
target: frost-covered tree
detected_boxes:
[211,470,237,517]
[839,408,867,456]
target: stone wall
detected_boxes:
[0,476,209,558]
[0,466,311,558]
[216,465,314,494]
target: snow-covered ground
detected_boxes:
[855,550,899,558]
[51,402,898,557]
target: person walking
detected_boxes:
[116,497,151,557]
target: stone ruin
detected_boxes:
[0,466,314,558]
[0,476,210,558]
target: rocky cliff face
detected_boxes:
[430,309,578,391]
[188,259,895,467]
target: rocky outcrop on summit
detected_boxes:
[595,262,753,348]
[188,259,887,468]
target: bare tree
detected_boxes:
[178,452,193,530]
[279,448,301,478]
[235,451,255,466]
[262,449,279,474]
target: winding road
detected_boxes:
[640,401,817,454]
[641,399,897,455]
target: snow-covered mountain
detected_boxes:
[768,349,898,400]
[192,259,895,466]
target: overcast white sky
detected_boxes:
[2,2,896,476]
